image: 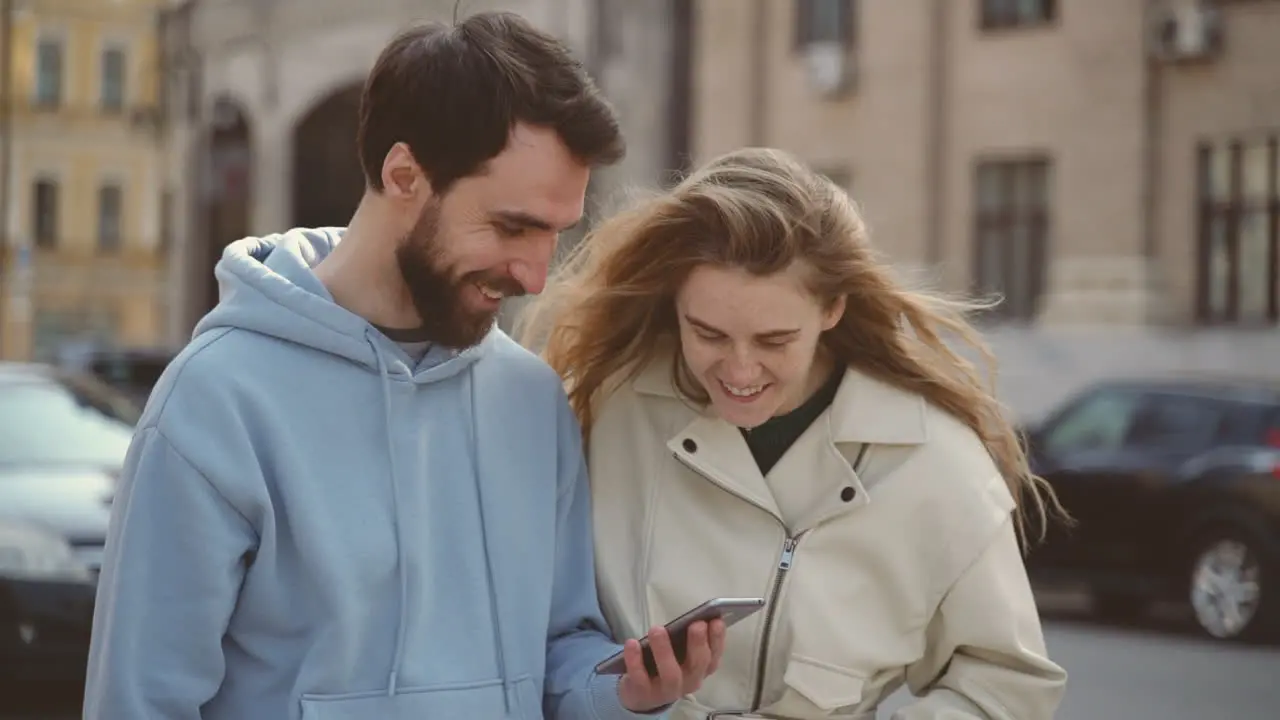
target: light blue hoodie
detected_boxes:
[84,229,658,720]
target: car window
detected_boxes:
[89,355,169,389]
[1214,402,1267,446]
[1123,393,1219,449]
[1042,390,1143,455]
[1264,407,1280,446]
[0,376,139,467]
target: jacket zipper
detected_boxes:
[670,451,799,711]
[751,533,800,710]
[670,442,871,711]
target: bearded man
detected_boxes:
[83,12,723,720]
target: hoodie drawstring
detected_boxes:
[367,332,512,711]
[368,333,409,697]
[464,372,514,713]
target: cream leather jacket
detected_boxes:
[587,354,1067,719]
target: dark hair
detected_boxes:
[357,11,625,195]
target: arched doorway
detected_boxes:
[198,97,253,321]
[292,84,365,228]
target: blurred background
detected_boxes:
[1,0,1279,717]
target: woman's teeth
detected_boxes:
[477,284,504,301]
[722,381,764,397]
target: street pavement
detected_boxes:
[6,598,1279,719]
[878,593,1280,719]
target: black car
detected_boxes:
[0,363,141,688]
[0,518,97,694]
[57,346,174,408]
[1023,377,1280,643]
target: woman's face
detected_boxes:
[675,264,845,429]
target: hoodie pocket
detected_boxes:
[300,676,537,720]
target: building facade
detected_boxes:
[155,0,1278,417]
[160,0,679,340]
[692,0,1280,416]
[0,0,169,361]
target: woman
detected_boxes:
[520,148,1068,719]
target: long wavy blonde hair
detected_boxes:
[519,147,1067,545]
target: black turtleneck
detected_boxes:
[740,367,845,475]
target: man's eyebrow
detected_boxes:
[683,314,800,339]
[492,210,581,232]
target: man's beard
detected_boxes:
[394,202,525,349]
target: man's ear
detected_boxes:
[381,142,427,200]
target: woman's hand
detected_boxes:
[617,619,727,712]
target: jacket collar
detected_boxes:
[631,350,931,447]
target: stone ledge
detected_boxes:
[1037,256,1168,325]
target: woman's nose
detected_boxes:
[722,354,759,384]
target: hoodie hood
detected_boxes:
[85,225,643,719]
[194,227,495,379]
[191,227,506,701]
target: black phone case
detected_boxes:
[641,624,690,677]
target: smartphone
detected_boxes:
[594,597,766,676]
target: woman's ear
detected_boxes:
[822,295,847,331]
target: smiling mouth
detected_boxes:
[476,283,505,301]
[720,380,767,399]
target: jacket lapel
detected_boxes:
[668,413,782,521]
[632,350,933,530]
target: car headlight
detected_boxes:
[0,520,93,582]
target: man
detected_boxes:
[84,12,724,719]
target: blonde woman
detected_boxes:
[520,148,1068,719]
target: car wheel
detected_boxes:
[1187,530,1275,642]
[1092,592,1150,623]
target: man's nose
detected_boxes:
[508,235,556,295]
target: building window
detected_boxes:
[35,37,64,108]
[1197,135,1279,325]
[32,178,59,249]
[32,307,118,363]
[973,157,1050,322]
[98,183,124,253]
[980,0,1055,30]
[101,46,127,112]
[795,0,857,48]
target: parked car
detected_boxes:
[1023,377,1280,642]
[56,346,174,408]
[0,363,140,686]
[0,518,97,692]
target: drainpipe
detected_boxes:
[667,0,693,175]
[1140,1,1164,322]
[748,0,767,145]
[924,0,950,269]
[0,0,14,355]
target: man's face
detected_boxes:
[394,123,590,348]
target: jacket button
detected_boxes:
[682,438,698,453]
[840,486,857,502]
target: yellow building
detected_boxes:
[0,0,168,361]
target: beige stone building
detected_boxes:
[158,0,679,341]
[157,0,1277,416]
[0,0,170,362]
[691,0,1280,415]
